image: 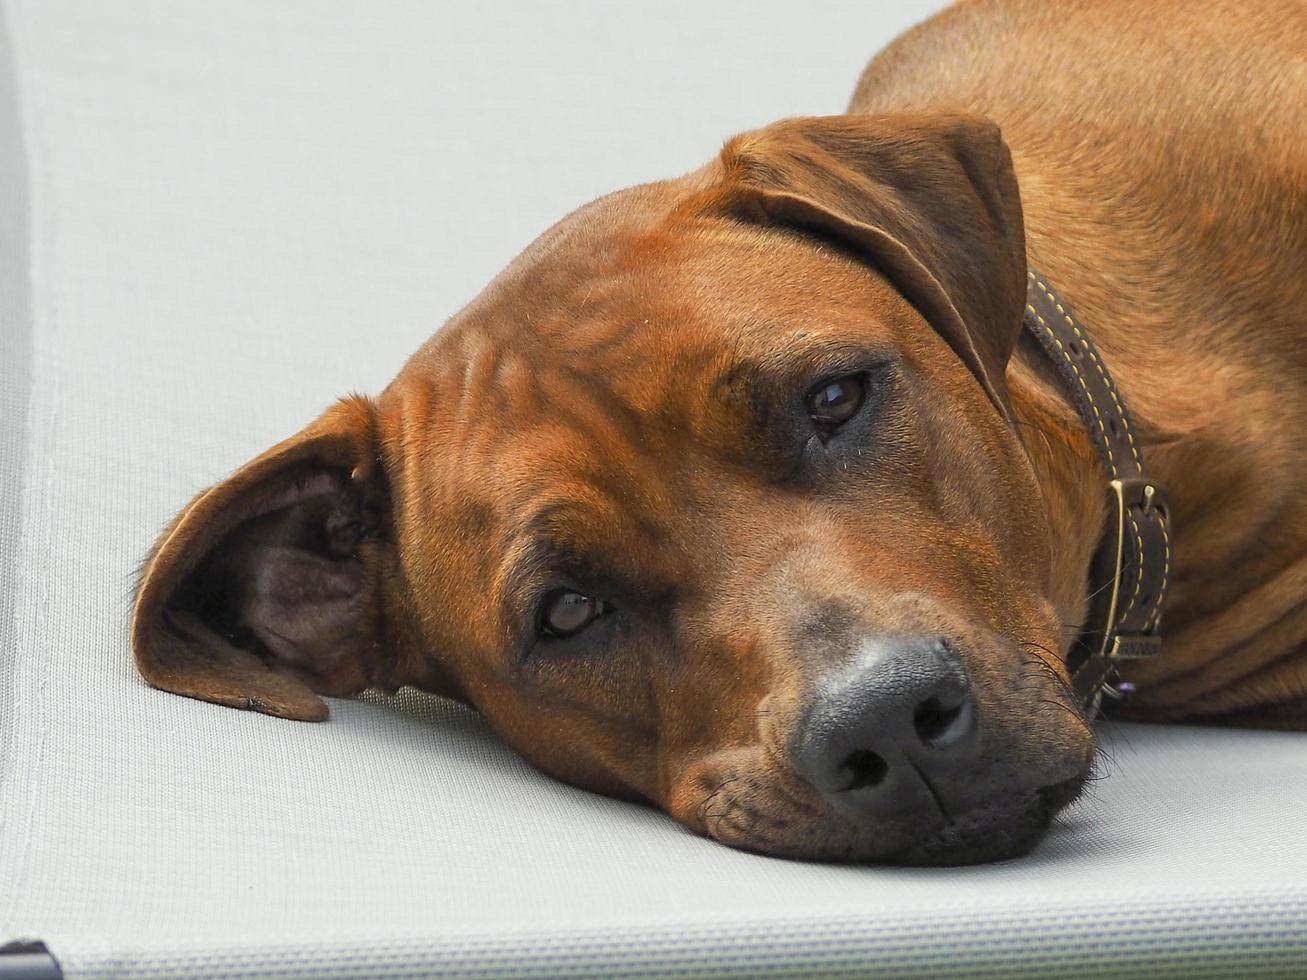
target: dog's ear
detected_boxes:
[132,396,419,721]
[711,112,1027,421]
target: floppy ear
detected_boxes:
[132,396,419,721]
[712,112,1027,422]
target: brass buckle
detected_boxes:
[1098,477,1162,662]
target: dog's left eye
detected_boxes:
[806,374,866,433]
[539,589,607,638]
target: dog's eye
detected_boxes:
[806,374,866,432]
[539,589,607,638]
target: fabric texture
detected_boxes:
[1,1,1305,977]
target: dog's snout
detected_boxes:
[791,636,978,818]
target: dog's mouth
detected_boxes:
[886,773,1088,865]
[697,769,1089,866]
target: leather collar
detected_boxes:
[1022,270,1172,717]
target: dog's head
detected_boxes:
[133,112,1095,864]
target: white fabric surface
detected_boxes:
[1,1,1305,977]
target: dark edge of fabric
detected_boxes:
[0,940,63,980]
[0,0,34,794]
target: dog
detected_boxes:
[131,0,1307,864]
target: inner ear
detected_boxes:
[168,467,386,698]
[132,397,408,721]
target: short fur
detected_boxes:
[131,0,1307,862]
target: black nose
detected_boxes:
[791,636,978,818]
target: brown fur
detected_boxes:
[850,0,1307,720]
[131,0,1307,862]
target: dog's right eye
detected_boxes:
[805,373,867,437]
[538,589,607,638]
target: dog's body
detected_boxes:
[854,0,1307,724]
[132,0,1307,865]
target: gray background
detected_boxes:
[2,1,1305,976]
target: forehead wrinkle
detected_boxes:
[446,344,675,571]
[457,332,506,425]
[488,325,683,514]
[699,333,771,427]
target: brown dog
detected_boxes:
[131,0,1307,864]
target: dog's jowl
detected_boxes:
[131,0,1307,864]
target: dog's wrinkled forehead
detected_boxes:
[409,183,911,441]
[378,179,913,645]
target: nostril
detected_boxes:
[839,749,888,791]
[913,696,969,746]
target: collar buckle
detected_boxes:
[1025,272,1173,716]
[1098,477,1165,661]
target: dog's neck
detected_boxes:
[1005,333,1112,664]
